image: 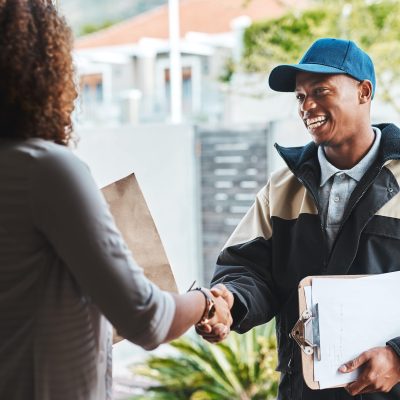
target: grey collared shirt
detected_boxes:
[318,127,382,251]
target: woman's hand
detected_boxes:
[196,284,234,343]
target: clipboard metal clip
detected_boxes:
[290,305,321,361]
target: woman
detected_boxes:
[0,1,232,399]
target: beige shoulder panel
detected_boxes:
[376,160,400,218]
[269,167,318,220]
[223,183,272,249]
[222,166,318,250]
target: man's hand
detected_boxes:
[340,346,400,395]
[196,284,234,343]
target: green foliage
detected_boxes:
[79,20,119,36]
[131,322,279,400]
[223,3,337,82]
[242,7,339,73]
[219,57,236,83]
[241,0,400,113]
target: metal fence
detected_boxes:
[195,125,270,285]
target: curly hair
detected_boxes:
[0,0,77,145]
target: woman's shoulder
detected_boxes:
[12,138,83,168]
[3,138,89,182]
[16,137,74,157]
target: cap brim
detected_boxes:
[268,64,346,92]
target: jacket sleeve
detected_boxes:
[29,147,175,350]
[211,182,279,333]
[387,338,400,358]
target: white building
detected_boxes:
[73,0,306,126]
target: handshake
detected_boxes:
[195,284,234,343]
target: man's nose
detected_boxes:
[300,96,316,114]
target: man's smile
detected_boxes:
[305,115,328,131]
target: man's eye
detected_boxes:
[315,88,328,95]
[295,94,304,101]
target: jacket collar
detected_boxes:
[375,123,400,163]
[274,123,400,177]
[318,127,381,186]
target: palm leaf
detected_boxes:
[131,321,279,400]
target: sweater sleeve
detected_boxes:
[29,145,175,350]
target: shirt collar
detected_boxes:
[318,127,382,187]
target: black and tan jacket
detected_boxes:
[212,123,400,400]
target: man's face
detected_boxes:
[295,72,362,147]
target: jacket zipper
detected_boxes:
[298,165,384,270]
[327,163,385,258]
[295,176,329,269]
[275,140,394,270]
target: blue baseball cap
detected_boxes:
[268,38,376,97]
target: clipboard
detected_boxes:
[291,274,365,390]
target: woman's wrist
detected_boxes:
[189,287,216,325]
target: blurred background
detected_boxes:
[56,0,400,398]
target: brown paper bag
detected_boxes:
[101,173,178,343]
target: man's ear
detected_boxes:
[359,80,373,104]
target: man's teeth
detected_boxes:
[306,116,327,129]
